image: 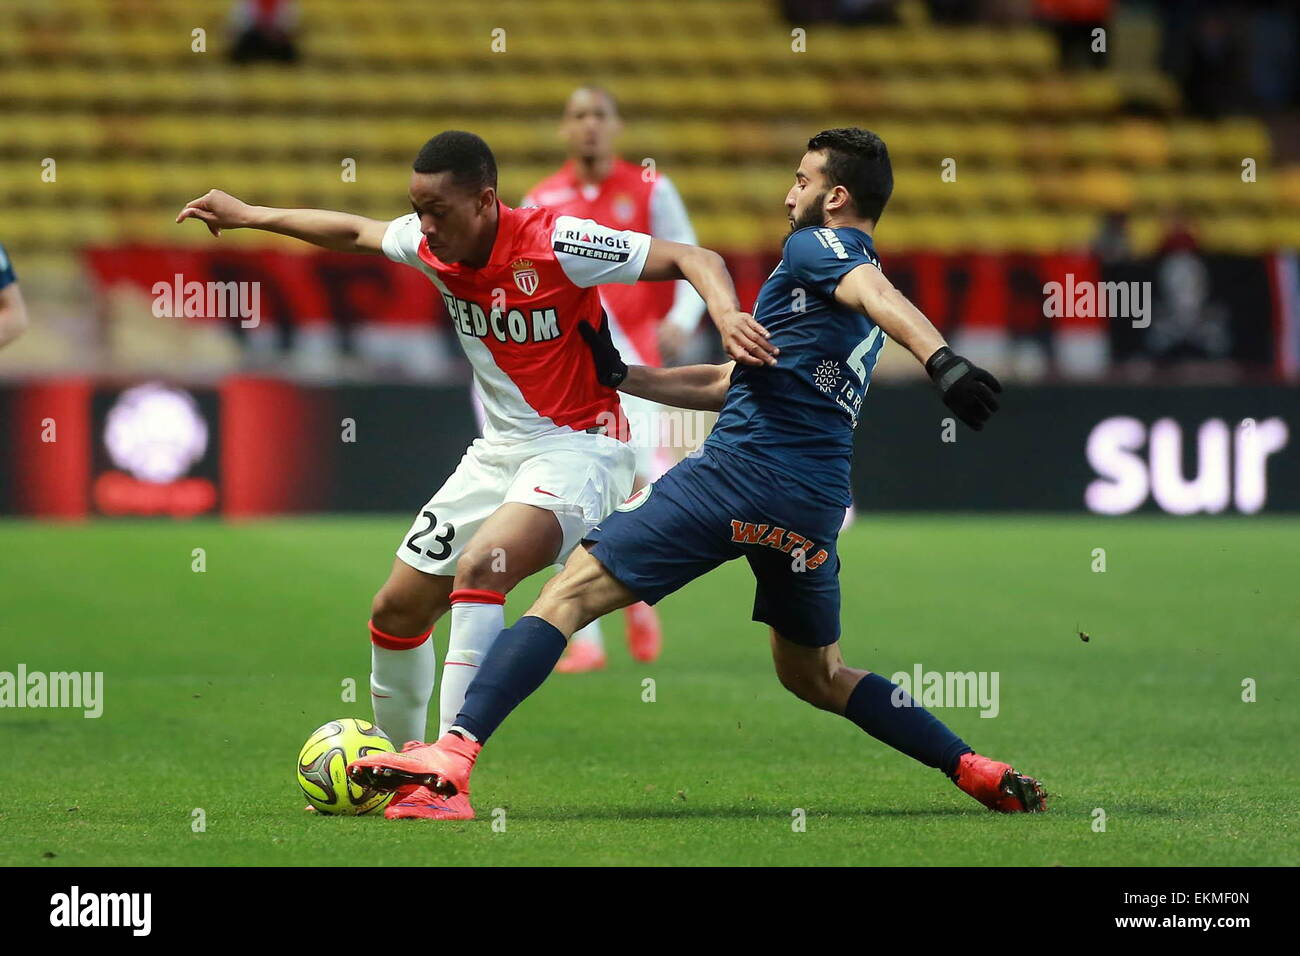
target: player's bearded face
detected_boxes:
[790,189,829,232]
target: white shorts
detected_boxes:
[396,431,637,576]
[472,388,670,481]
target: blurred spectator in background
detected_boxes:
[522,85,707,673]
[1156,208,1199,256]
[778,0,900,25]
[925,0,980,25]
[0,243,30,350]
[1160,1,1299,118]
[1245,1,1299,111]
[1092,209,1133,265]
[1181,8,1245,119]
[1034,0,1112,70]
[229,0,300,65]
[523,87,706,370]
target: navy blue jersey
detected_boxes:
[704,226,888,506]
[0,243,15,292]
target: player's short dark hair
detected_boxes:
[412,131,498,193]
[806,128,893,223]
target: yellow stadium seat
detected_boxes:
[0,0,1284,260]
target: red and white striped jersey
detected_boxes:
[382,201,651,444]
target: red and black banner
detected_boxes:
[85,245,1299,380]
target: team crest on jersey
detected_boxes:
[616,483,653,512]
[512,259,539,296]
[613,194,635,224]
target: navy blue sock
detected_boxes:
[451,615,568,744]
[844,672,974,777]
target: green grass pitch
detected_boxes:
[1,515,1296,866]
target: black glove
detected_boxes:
[578,311,628,388]
[925,346,1002,431]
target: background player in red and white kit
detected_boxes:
[176,131,775,820]
[522,85,707,673]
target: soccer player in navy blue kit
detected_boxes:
[351,129,1047,815]
[0,243,29,350]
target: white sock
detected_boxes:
[369,624,436,747]
[439,591,506,738]
[570,616,604,652]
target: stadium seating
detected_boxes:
[1,0,1294,286]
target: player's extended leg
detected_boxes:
[557,528,615,674]
[348,544,636,798]
[351,445,722,804]
[437,501,566,737]
[449,543,637,747]
[378,502,566,820]
[556,387,670,676]
[768,630,1046,813]
[618,405,667,665]
[558,473,662,673]
[368,558,454,749]
[529,542,640,633]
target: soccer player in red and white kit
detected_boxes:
[522,86,706,673]
[177,131,775,820]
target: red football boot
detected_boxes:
[385,786,475,821]
[624,601,662,663]
[348,732,481,798]
[954,752,1048,813]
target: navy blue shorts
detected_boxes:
[584,445,845,647]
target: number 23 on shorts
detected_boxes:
[405,510,456,561]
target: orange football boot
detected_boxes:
[386,786,475,820]
[954,752,1048,812]
[624,602,662,663]
[555,640,607,673]
[382,740,474,819]
[348,732,481,798]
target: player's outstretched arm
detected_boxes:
[639,239,777,367]
[620,362,735,412]
[834,262,944,363]
[176,189,389,253]
[0,282,30,349]
[835,262,1003,430]
[579,312,734,411]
